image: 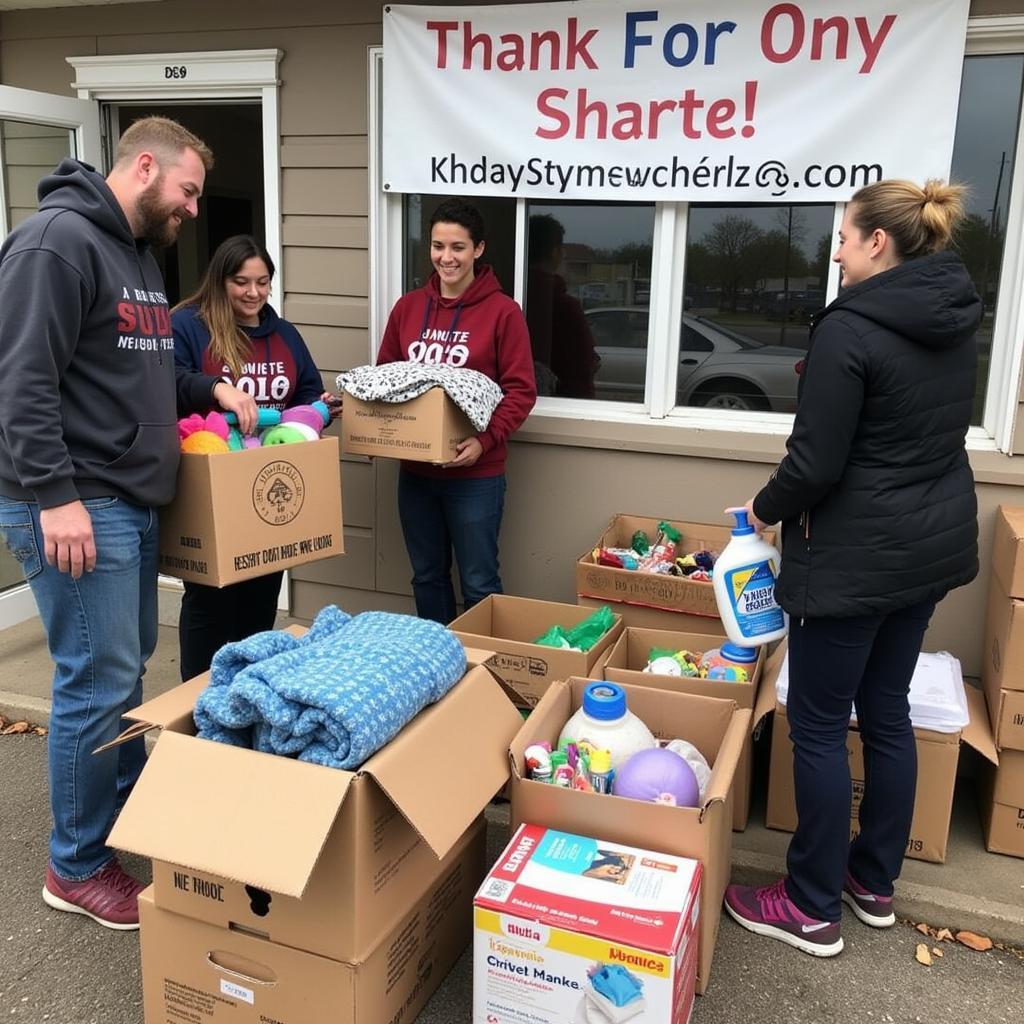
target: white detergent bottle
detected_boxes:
[558,681,656,770]
[713,508,788,646]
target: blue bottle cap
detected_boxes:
[581,681,626,721]
[728,509,755,536]
[721,642,758,664]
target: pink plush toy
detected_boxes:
[177,411,231,453]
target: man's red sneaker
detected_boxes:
[42,859,144,930]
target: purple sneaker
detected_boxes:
[724,878,843,957]
[842,871,895,928]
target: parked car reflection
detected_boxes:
[584,306,804,412]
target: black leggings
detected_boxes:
[178,571,284,681]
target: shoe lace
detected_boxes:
[754,878,788,904]
[94,860,139,897]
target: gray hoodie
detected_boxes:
[0,158,213,509]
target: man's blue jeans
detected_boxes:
[397,470,506,624]
[0,496,157,880]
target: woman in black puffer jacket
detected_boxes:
[725,180,981,958]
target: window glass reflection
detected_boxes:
[526,201,654,402]
[950,54,1024,426]
[1,119,73,233]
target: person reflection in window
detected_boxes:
[526,214,599,398]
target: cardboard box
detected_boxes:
[982,577,1024,696]
[341,388,473,463]
[579,594,729,635]
[991,505,1024,599]
[139,818,486,1024]
[508,679,750,994]
[759,644,997,864]
[449,595,624,708]
[109,641,523,963]
[601,627,766,831]
[473,823,701,1024]
[981,749,1024,858]
[159,436,343,586]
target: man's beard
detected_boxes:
[136,175,184,248]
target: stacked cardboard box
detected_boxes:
[761,642,997,863]
[981,506,1024,857]
[107,632,524,1023]
[600,626,765,831]
[507,679,750,994]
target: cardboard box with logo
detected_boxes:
[760,643,997,864]
[159,436,343,586]
[601,626,765,831]
[508,678,750,994]
[139,817,486,1024]
[341,388,473,463]
[981,748,1024,858]
[108,637,523,964]
[449,594,624,708]
[473,823,701,1024]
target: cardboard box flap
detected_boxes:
[94,676,209,753]
[963,683,998,765]
[753,642,785,730]
[108,731,352,897]
[363,665,523,857]
[702,707,752,814]
[462,646,497,667]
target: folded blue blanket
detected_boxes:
[193,605,467,769]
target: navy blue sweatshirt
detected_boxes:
[0,159,212,508]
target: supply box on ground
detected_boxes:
[108,635,523,963]
[159,435,343,586]
[982,748,1024,858]
[473,823,701,1024]
[139,818,486,1024]
[760,643,997,863]
[341,388,473,463]
[601,626,765,831]
[450,594,624,707]
[508,678,750,994]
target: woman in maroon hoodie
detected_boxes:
[377,199,537,623]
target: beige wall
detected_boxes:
[2,0,1024,674]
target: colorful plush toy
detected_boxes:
[178,411,231,453]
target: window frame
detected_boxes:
[369,14,1024,451]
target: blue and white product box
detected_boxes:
[473,824,702,1024]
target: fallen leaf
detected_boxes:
[931,948,944,957]
[915,944,933,966]
[956,931,993,952]
[936,928,953,942]
[1,721,30,735]
[32,727,47,736]
[915,923,931,935]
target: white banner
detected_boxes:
[382,0,970,202]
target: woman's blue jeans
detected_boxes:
[0,496,157,880]
[397,469,506,624]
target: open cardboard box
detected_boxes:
[449,594,623,707]
[341,388,473,463]
[981,749,1024,859]
[107,629,523,963]
[159,436,343,586]
[601,626,766,831]
[758,642,998,864]
[138,817,486,1024]
[507,677,751,995]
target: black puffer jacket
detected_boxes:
[752,251,981,619]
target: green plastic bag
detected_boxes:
[564,604,615,652]
[534,625,572,649]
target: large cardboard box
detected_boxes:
[139,818,486,1024]
[760,644,997,863]
[991,505,1024,599]
[981,749,1024,858]
[982,578,1024,752]
[341,388,473,463]
[579,594,729,634]
[601,626,766,831]
[508,679,750,994]
[109,641,523,963]
[449,595,624,707]
[473,823,701,1024]
[159,436,343,586]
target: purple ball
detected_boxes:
[612,747,700,807]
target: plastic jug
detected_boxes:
[558,681,656,769]
[712,509,788,646]
[701,642,758,681]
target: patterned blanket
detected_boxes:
[193,605,467,769]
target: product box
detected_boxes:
[139,818,486,1024]
[473,824,701,1024]
[449,595,624,708]
[760,643,997,863]
[159,436,343,587]
[108,637,523,963]
[991,505,1024,599]
[508,679,750,994]
[981,748,1024,858]
[341,388,474,463]
[982,578,1024,751]
[601,627,766,832]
